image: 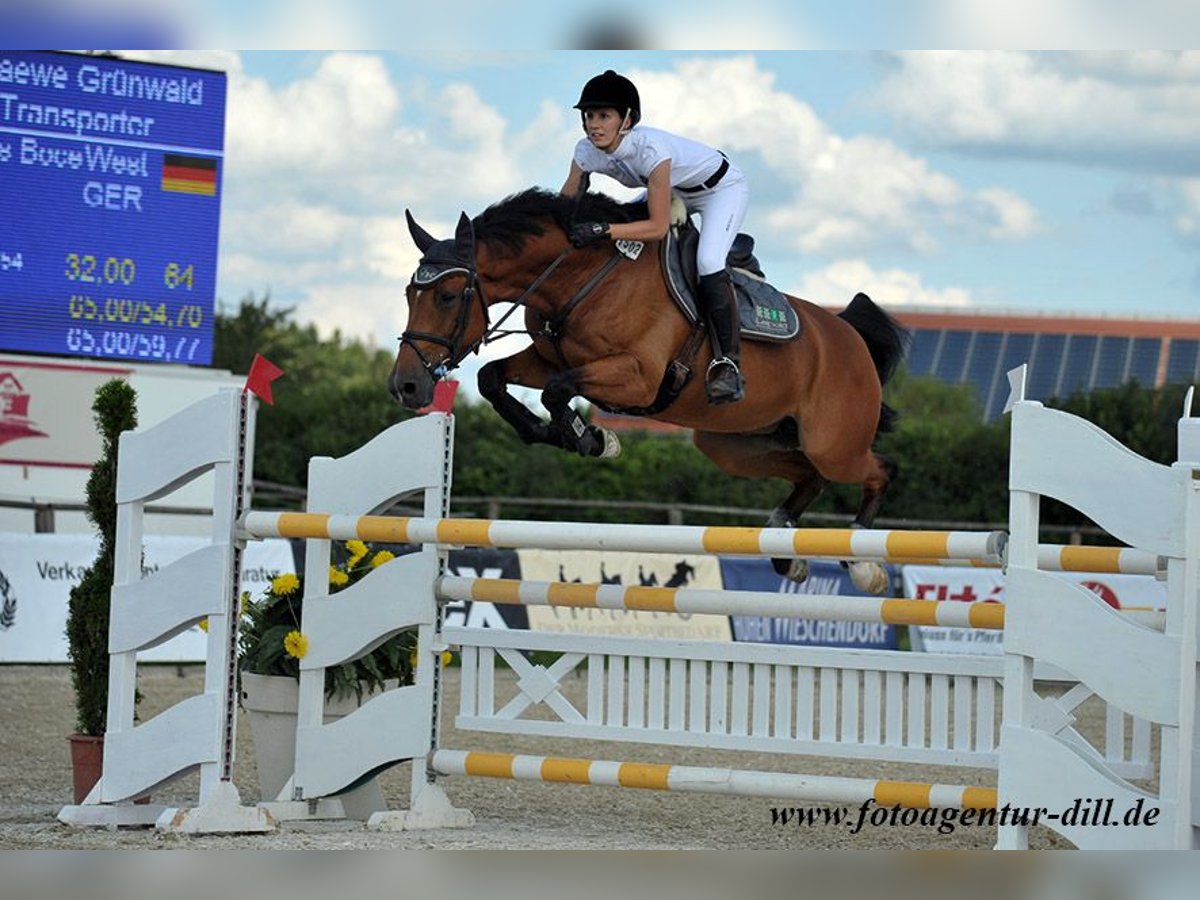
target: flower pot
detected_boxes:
[67,734,104,804]
[240,672,391,816]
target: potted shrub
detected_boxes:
[65,379,137,803]
[238,539,420,802]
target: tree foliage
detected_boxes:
[214,295,1193,539]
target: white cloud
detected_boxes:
[141,52,1048,348]
[632,56,1038,256]
[198,52,574,343]
[875,51,1200,173]
[795,259,975,309]
[1170,178,1200,242]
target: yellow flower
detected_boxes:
[272,573,300,596]
[198,617,209,633]
[346,540,368,565]
[329,566,349,587]
[283,630,308,659]
[408,649,454,667]
[371,550,395,568]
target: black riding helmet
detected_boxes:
[574,69,640,127]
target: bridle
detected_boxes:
[398,264,488,380]
[399,243,608,379]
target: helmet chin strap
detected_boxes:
[619,108,633,135]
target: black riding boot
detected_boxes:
[698,270,745,404]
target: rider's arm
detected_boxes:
[608,160,671,242]
[561,161,585,197]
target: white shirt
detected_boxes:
[572,125,725,192]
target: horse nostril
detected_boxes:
[400,381,417,396]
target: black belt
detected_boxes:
[678,155,729,193]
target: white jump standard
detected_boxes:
[62,368,1200,848]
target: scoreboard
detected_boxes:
[0,51,226,365]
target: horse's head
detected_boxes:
[389,209,488,409]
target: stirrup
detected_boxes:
[705,357,745,404]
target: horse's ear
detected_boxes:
[454,212,475,256]
[405,209,438,253]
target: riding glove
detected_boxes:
[568,221,611,247]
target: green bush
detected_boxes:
[65,379,137,736]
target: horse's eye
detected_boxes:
[437,290,458,306]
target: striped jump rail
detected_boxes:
[437,576,1007,630]
[242,512,1006,564]
[1036,544,1161,576]
[242,511,1160,575]
[431,750,998,810]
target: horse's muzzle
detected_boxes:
[388,366,434,410]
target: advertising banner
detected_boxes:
[901,565,1167,655]
[722,557,899,650]
[0,532,293,662]
[444,547,527,630]
[517,548,729,640]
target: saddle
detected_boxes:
[660,218,801,343]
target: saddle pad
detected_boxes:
[661,229,801,343]
[732,270,799,342]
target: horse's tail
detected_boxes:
[837,292,910,434]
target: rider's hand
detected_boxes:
[568,221,611,247]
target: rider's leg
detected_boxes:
[697,271,745,404]
[693,171,749,405]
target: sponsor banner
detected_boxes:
[444,548,527,630]
[722,558,899,650]
[0,532,293,662]
[518,549,729,641]
[902,566,1005,655]
[901,566,1168,655]
[0,357,130,468]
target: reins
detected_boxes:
[400,241,625,379]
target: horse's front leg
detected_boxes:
[478,348,562,448]
[541,354,651,458]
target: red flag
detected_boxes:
[419,379,459,414]
[244,354,284,405]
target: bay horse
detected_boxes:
[389,189,908,593]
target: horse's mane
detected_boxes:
[473,188,647,256]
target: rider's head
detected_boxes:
[574,69,640,134]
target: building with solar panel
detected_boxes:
[895,311,1200,420]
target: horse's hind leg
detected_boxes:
[691,429,827,583]
[766,464,828,583]
[853,451,898,529]
[842,451,900,595]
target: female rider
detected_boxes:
[561,69,748,405]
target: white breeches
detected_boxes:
[685,166,749,276]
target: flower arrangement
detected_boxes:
[238,539,416,701]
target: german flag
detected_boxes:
[162,154,218,196]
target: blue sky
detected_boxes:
[123,51,1200,368]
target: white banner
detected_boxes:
[901,565,1168,655]
[0,532,295,663]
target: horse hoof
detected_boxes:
[848,561,889,595]
[597,428,622,459]
[775,558,808,583]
